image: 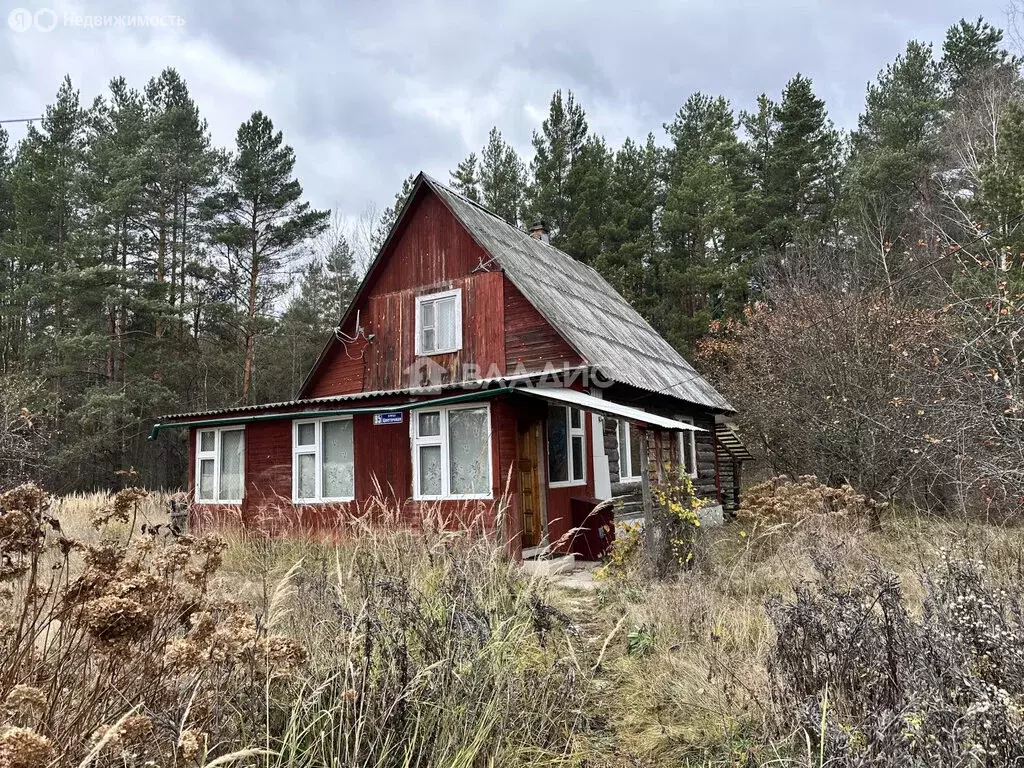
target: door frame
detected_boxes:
[520,420,549,557]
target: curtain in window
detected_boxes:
[322,419,354,498]
[295,453,315,499]
[198,459,215,500]
[448,407,489,495]
[218,430,244,501]
[436,297,457,350]
[418,445,442,495]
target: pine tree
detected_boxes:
[656,94,751,351]
[205,111,329,404]
[371,172,416,253]
[0,126,15,373]
[942,17,1018,94]
[479,127,525,224]
[9,77,88,378]
[141,69,218,345]
[524,90,588,241]
[560,136,611,264]
[261,235,359,401]
[450,153,480,201]
[768,74,842,254]
[846,42,943,281]
[596,135,659,307]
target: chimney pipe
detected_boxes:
[529,220,550,244]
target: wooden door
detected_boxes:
[518,422,543,548]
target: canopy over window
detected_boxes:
[512,387,703,433]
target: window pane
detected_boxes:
[418,445,442,496]
[547,406,568,483]
[570,408,582,430]
[448,407,489,495]
[437,296,457,350]
[198,459,215,500]
[297,423,315,446]
[682,432,695,475]
[616,420,630,477]
[199,430,214,453]
[219,430,244,501]
[418,411,441,437]
[419,300,435,352]
[571,435,585,481]
[629,424,643,478]
[420,299,435,329]
[297,453,316,499]
[322,420,354,498]
[421,327,436,354]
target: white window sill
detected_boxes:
[619,475,643,483]
[416,347,461,357]
[413,494,493,502]
[293,497,355,504]
[194,499,242,505]
[549,480,586,489]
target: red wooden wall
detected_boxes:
[302,186,584,399]
[189,396,523,554]
[503,278,582,372]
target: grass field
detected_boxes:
[3,487,1024,766]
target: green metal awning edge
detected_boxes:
[147,387,516,441]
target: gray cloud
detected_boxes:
[0,0,1011,219]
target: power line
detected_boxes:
[0,117,42,125]
[627,214,1024,403]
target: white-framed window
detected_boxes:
[617,420,644,482]
[547,405,586,487]
[678,416,698,479]
[415,288,462,356]
[293,417,355,502]
[411,404,491,499]
[195,427,245,504]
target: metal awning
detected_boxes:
[147,384,703,441]
[513,387,703,432]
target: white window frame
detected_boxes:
[678,416,698,479]
[292,416,355,503]
[414,288,463,356]
[548,405,587,488]
[617,420,644,482]
[411,403,492,500]
[194,426,245,504]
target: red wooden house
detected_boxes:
[150,174,748,557]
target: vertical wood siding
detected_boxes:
[303,191,509,398]
[503,277,583,372]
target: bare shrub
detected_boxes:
[741,475,885,529]
[768,553,1024,766]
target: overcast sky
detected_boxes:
[0,0,1015,221]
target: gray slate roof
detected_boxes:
[424,176,734,413]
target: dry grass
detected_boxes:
[588,508,1024,766]
[0,487,587,768]
[7,487,1024,766]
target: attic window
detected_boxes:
[415,289,462,356]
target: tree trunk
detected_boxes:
[242,226,260,405]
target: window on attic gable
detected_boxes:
[415,289,462,355]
